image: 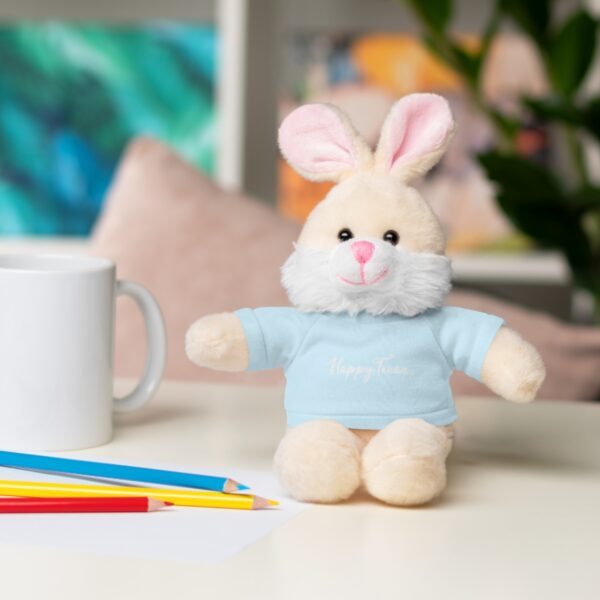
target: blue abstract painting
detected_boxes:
[0,22,217,236]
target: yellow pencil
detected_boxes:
[0,480,278,510]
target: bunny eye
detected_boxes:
[337,228,354,242]
[383,230,400,246]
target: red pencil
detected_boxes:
[0,496,172,513]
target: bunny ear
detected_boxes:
[278,103,372,182]
[375,94,455,183]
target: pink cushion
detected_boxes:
[90,137,298,384]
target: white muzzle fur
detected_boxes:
[282,238,452,317]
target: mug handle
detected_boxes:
[113,280,167,413]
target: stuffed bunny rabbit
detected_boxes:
[186,93,546,506]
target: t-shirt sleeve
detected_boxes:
[426,307,504,381]
[234,308,316,371]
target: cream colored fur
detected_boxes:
[185,313,249,372]
[274,421,363,503]
[185,94,546,507]
[482,326,546,403]
[274,419,452,506]
[297,174,446,254]
[362,419,451,506]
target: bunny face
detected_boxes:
[296,173,445,253]
[279,94,455,317]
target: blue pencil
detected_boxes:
[0,451,249,493]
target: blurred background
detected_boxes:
[1,0,599,400]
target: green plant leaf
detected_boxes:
[547,10,597,98]
[572,186,600,211]
[420,32,463,92]
[448,40,481,85]
[481,6,500,58]
[582,209,600,254]
[525,95,600,143]
[478,151,594,273]
[524,97,582,125]
[487,108,520,139]
[456,4,500,90]
[422,32,450,64]
[499,0,551,45]
[477,151,565,204]
[583,96,600,140]
[404,0,452,33]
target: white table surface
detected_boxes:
[1,380,599,600]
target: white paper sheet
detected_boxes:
[0,461,306,563]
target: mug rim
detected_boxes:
[0,253,115,274]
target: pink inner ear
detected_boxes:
[385,94,453,171]
[278,104,360,175]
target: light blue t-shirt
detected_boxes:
[235,307,503,429]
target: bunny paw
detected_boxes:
[185,313,248,371]
[274,421,362,503]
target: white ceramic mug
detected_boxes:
[0,254,166,451]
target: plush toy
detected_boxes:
[186,93,546,506]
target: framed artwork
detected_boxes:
[0,21,216,235]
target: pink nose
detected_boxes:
[351,241,374,264]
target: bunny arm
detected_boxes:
[480,326,546,403]
[186,314,546,404]
[186,313,249,371]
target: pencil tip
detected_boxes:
[224,479,250,493]
[148,499,173,511]
[252,496,279,509]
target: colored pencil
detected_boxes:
[0,481,278,510]
[0,496,171,513]
[0,450,248,492]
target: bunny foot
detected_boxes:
[274,420,362,503]
[362,419,452,506]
